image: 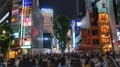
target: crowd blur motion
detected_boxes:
[0,51,119,67]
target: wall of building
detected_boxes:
[11,0,22,38]
[107,0,118,51]
[41,8,53,34]
[32,0,43,48]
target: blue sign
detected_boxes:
[23,0,32,6]
[74,20,81,38]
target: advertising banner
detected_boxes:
[22,0,32,26]
[23,0,32,6]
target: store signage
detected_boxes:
[20,45,31,48]
[12,9,19,15]
[23,0,32,6]
[23,18,31,26]
[11,17,19,23]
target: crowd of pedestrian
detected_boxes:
[0,51,120,67]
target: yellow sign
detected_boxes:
[9,51,17,59]
[11,17,19,23]
[22,7,32,16]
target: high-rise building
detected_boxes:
[88,0,117,52]
[72,0,117,52]
[41,8,53,34]
[10,0,43,54]
[41,8,53,50]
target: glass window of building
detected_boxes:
[92,30,99,35]
[93,39,99,45]
[91,21,98,26]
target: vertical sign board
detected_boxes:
[74,20,81,46]
[21,0,32,48]
[23,0,32,26]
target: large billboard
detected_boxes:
[72,20,82,48]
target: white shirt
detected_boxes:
[95,61,107,67]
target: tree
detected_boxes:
[53,15,70,52]
[0,22,13,54]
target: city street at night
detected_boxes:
[0,0,120,67]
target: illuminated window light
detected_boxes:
[44,38,49,40]
[20,45,31,48]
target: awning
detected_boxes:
[75,45,93,50]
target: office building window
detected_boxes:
[93,39,99,45]
[92,30,99,35]
[91,21,98,26]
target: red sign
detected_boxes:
[82,29,89,45]
[23,18,31,26]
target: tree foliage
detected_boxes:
[0,22,13,54]
[53,15,70,51]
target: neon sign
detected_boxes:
[23,18,31,26]
[23,0,32,6]
[22,0,32,26]
[12,9,19,15]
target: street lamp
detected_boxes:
[2,30,6,34]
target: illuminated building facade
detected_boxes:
[88,0,117,52]
[41,8,53,34]
[11,0,43,54]
[41,8,53,50]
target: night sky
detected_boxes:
[39,0,77,21]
